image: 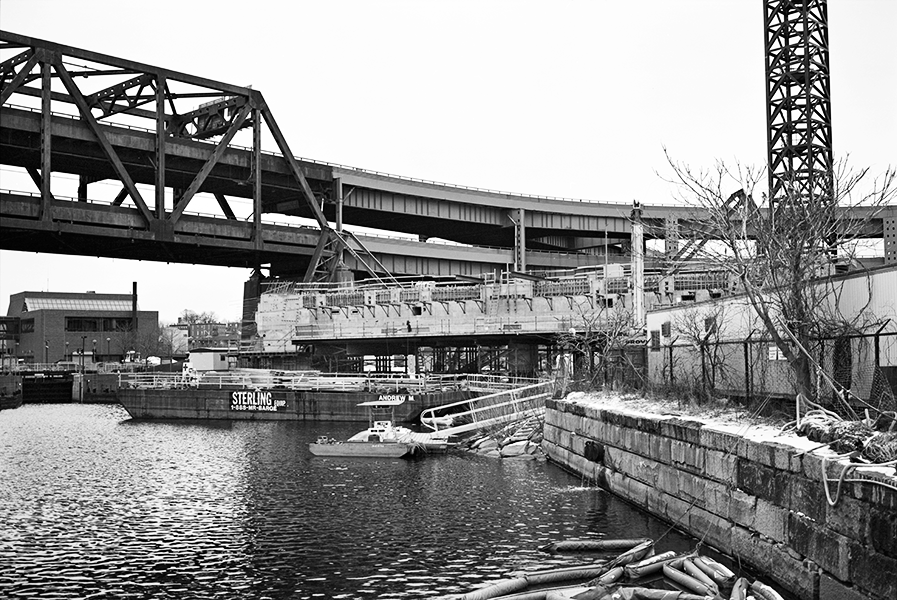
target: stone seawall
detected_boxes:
[542,397,896,600]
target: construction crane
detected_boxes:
[763,0,833,206]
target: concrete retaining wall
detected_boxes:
[542,398,897,600]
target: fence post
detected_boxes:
[743,340,752,404]
[700,345,708,393]
[668,344,674,385]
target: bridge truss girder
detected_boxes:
[0,30,347,282]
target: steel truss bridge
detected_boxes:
[1,28,894,289]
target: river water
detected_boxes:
[0,404,696,599]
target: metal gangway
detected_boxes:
[417,379,556,440]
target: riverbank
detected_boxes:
[542,391,897,600]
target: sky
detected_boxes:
[1,0,895,324]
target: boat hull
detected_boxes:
[117,387,476,422]
[308,441,415,458]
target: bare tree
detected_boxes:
[556,304,640,390]
[673,304,728,399]
[159,326,188,365]
[664,151,896,402]
[179,309,218,324]
[118,321,162,365]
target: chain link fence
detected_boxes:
[648,332,897,418]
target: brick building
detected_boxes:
[3,289,158,366]
[182,320,241,351]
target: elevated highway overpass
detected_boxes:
[0,99,649,278]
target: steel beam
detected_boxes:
[0,48,32,81]
[259,105,328,229]
[88,73,156,119]
[169,104,250,225]
[39,60,52,220]
[0,30,249,97]
[170,97,250,139]
[303,230,333,282]
[214,193,238,221]
[54,61,154,224]
[155,74,166,219]
[252,107,262,252]
[0,51,39,105]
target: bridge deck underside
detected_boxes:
[0,107,625,273]
[4,109,626,242]
[1,108,333,217]
[0,192,321,268]
[2,109,888,276]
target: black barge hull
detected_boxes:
[118,387,476,422]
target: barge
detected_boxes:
[116,369,506,423]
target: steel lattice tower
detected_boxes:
[764,0,833,205]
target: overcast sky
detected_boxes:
[1,0,894,324]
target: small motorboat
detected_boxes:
[309,400,436,458]
[308,433,417,458]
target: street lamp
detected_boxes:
[44,340,49,364]
[79,335,87,403]
[65,341,70,360]
[106,337,111,361]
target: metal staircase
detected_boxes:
[417,379,556,440]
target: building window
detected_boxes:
[65,318,99,332]
[650,330,661,351]
[20,319,35,333]
[102,318,134,332]
[66,317,134,332]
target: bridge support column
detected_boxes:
[512,208,526,272]
[334,177,343,232]
[885,216,896,264]
[664,216,679,260]
[631,201,645,331]
[331,178,352,283]
[334,177,344,266]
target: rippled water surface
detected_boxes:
[1,404,695,599]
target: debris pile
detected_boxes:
[461,415,546,460]
[789,406,897,463]
[437,538,787,600]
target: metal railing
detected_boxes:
[0,362,81,373]
[116,370,471,392]
[418,379,555,438]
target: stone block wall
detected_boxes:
[542,398,897,600]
